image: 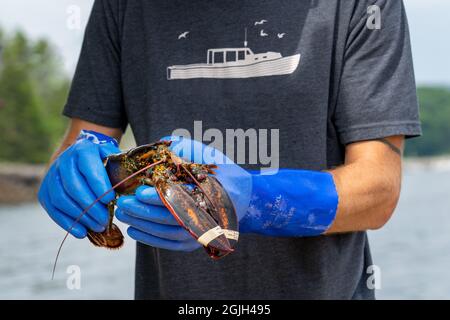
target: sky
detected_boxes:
[0,0,449,86]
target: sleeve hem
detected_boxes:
[63,104,127,130]
[338,122,422,145]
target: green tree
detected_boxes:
[405,87,450,157]
[0,28,70,163]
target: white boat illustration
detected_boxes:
[167,48,301,80]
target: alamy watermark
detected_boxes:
[66,5,81,31]
[66,265,81,290]
[367,5,381,30]
[171,121,279,174]
[366,264,381,290]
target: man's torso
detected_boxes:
[109,0,374,299]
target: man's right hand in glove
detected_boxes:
[38,129,121,238]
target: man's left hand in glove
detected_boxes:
[116,135,404,250]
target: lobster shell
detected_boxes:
[100,142,239,258]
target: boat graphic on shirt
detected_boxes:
[167,47,300,80]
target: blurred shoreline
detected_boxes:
[0,156,449,205]
[0,163,45,204]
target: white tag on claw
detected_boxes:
[223,229,239,241]
[197,226,224,246]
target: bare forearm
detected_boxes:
[326,136,404,233]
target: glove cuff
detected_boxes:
[240,169,338,237]
[77,130,119,147]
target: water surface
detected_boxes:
[1,167,449,299]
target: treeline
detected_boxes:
[0,29,449,163]
[405,87,450,157]
[0,28,70,163]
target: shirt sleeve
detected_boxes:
[334,0,422,145]
[63,0,127,131]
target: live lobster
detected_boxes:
[52,141,239,278]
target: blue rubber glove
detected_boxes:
[38,130,121,238]
[115,136,253,251]
[171,139,339,236]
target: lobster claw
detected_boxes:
[156,174,239,259]
[200,176,239,248]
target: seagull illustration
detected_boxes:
[254,19,268,26]
[178,31,189,39]
[260,29,268,37]
[277,33,286,38]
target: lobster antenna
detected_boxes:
[51,159,164,280]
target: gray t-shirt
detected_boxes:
[64,0,421,299]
